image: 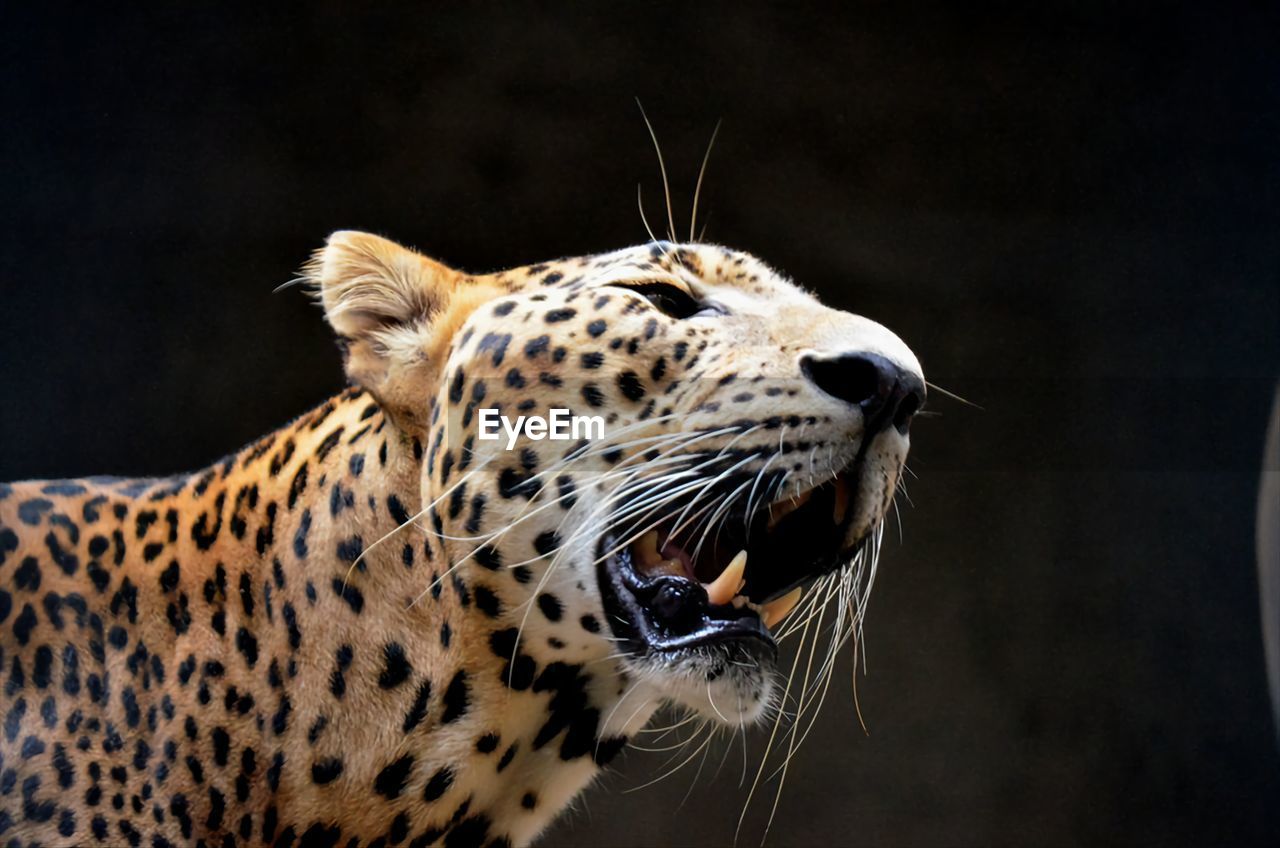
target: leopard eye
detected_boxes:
[627,283,712,320]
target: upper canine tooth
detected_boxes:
[762,587,803,629]
[832,478,851,525]
[705,549,747,606]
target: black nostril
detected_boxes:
[892,390,921,434]
[801,352,925,436]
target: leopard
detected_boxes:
[0,230,924,847]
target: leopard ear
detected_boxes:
[305,231,494,432]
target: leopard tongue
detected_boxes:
[632,530,687,579]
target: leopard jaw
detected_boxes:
[628,533,802,631]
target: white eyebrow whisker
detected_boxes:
[689,119,722,243]
[635,98,677,242]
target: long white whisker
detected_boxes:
[635,98,677,242]
[689,119,722,242]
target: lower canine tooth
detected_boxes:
[762,587,803,629]
[705,550,747,606]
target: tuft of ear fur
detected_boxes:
[303,231,494,432]
[307,230,457,348]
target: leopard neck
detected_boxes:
[173,389,634,844]
[24,387,646,845]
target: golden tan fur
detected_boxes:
[0,232,922,847]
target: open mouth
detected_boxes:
[597,467,864,657]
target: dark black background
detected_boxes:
[3,3,1278,846]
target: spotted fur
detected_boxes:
[0,231,922,846]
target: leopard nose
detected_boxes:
[800,352,925,435]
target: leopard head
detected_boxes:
[309,231,923,730]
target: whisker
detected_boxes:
[689,119,722,242]
[637,183,661,245]
[635,98,677,242]
[924,380,983,410]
